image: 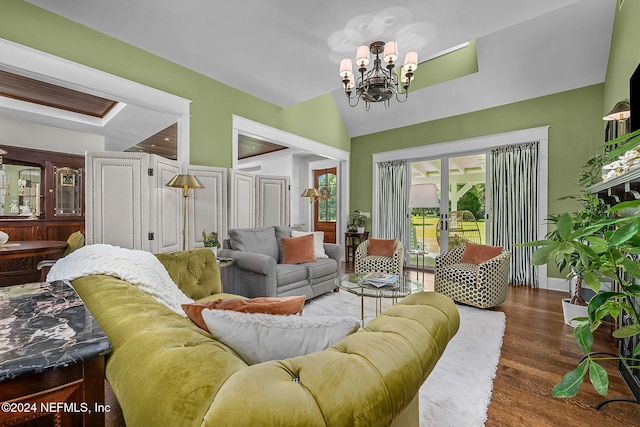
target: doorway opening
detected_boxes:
[408,153,487,269]
[313,167,337,243]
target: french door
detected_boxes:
[313,168,337,243]
[408,153,489,268]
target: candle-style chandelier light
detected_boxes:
[339,41,418,110]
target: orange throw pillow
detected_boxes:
[281,234,316,264]
[182,296,305,332]
[367,238,397,257]
[460,242,503,264]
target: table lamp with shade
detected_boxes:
[166,174,204,250]
[603,101,631,137]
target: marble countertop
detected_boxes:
[0,281,111,382]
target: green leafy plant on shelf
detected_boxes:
[524,129,640,398]
[579,128,640,188]
[347,210,367,232]
[202,230,221,248]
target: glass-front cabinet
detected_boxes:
[18,168,40,217]
[54,166,82,216]
[0,146,84,220]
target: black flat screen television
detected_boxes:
[631,62,640,132]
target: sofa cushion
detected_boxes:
[281,234,316,264]
[201,309,360,364]
[291,230,329,259]
[276,263,309,286]
[460,243,502,265]
[368,238,397,257]
[182,296,305,332]
[304,258,337,279]
[229,227,278,261]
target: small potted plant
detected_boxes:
[348,211,367,233]
[202,230,221,255]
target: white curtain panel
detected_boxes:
[378,161,408,246]
[490,142,539,286]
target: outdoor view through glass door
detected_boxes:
[313,168,337,243]
[408,154,487,268]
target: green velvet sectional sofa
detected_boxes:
[71,248,460,427]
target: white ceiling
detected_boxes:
[23,0,617,138]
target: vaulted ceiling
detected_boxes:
[23,0,617,140]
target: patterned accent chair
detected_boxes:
[434,246,510,309]
[354,240,404,276]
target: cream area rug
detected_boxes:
[303,290,506,427]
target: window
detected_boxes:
[316,172,337,222]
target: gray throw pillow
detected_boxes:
[229,227,278,261]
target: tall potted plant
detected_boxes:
[538,194,608,325]
[527,199,640,397]
[525,129,640,397]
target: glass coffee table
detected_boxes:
[337,272,424,326]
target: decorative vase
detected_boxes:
[0,230,8,245]
[210,246,218,257]
[357,227,365,234]
[561,298,589,327]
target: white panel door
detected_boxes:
[85,151,149,250]
[255,175,290,227]
[149,155,181,253]
[184,165,228,246]
[228,170,255,230]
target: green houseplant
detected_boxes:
[348,210,367,233]
[202,230,221,249]
[528,199,640,397]
[525,130,640,398]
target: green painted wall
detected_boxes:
[603,0,640,113]
[350,2,640,281]
[351,85,604,219]
[410,40,478,91]
[0,0,350,167]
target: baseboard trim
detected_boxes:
[544,277,570,293]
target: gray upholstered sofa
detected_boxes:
[218,226,341,299]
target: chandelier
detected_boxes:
[339,41,418,110]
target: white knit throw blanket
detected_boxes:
[47,244,193,316]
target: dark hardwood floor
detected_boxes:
[487,283,640,426]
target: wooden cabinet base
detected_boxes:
[0,356,106,427]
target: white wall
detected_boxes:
[238,154,307,228]
[0,117,105,155]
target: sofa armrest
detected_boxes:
[218,249,276,276]
[323,243,342,262]
[218,248,278,298]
